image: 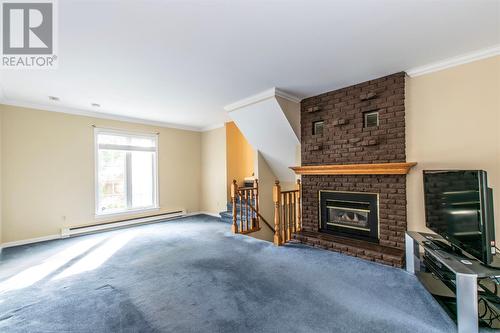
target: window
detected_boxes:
[95,128,158,215]
[363,111,379,128]
[313,120,324,135]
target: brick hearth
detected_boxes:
[294,72,407,267]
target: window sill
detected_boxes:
[95,207,160,219]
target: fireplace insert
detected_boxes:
[319,191,379,242]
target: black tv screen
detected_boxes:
[423,170,495,265]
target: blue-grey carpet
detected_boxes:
[0,215,473,332]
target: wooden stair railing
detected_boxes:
[246,203,275,234]
[230,179,261,234]
[273,180,302,246]
[229,178,299,242]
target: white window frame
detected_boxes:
[94,127,159,217]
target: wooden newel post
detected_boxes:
[296,179,302,232]
[273,180,282,246]
[231,180,238,233]
[254,179,259,229]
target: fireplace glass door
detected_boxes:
[326,200,370,231]
[320,191,379,242]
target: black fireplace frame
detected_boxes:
[319,190,379,243]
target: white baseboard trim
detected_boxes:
[185,211,221,218]
[197,211,222,218]
[1,234,62,250]
[61,210,187,237]
[1,210,191,250]
[0,211,223,250]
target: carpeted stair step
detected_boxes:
[224,206,256,218]
[226,200,257,213]
[220,197,258,225]
[219,207,257,226]
[219,211,233,224]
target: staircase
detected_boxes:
[219,198,257,229]
[219,178,301,244]
[219,179,254,225]
[221,179,261,234]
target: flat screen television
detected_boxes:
[423,170,496,266]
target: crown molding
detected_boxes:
[224,87,301,112]
[275,89,302,104]
[0,98,205,132]
[406,44,500,77]
[200,123,225,132]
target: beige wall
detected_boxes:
[226,122,254,198]
[0,108,2,245]
[200,127,227,214]
[1,105,201,243]
[2,58,498,247]
[252,151,299,242]
[406,56,500,241]
[276,96,301,139]
[252,151,277,242]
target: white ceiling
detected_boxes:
[0,0,498,131]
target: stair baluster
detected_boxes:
[273,181,282,245]
[296,180,301,232]
[273,180,302,246]
[249,187,254,230]
[231,180,238,233]
[239,188,243,232]
[245,190,249,231]
[254,179,259,229]
[227,179,268,235]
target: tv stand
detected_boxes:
[406,231,500,333]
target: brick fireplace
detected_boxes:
[292,72,411,267]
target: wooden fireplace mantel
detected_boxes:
[290,162,417,175]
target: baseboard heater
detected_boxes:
[61,210,186,237]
